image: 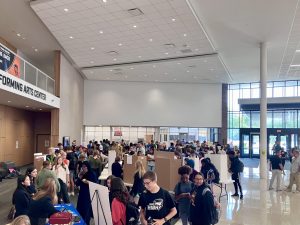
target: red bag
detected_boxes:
[49,211,72,224]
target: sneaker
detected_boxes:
[71,192,75,196]
[276,189,282,192]
[240,195,244,200]
[68,192,71,196]
[268,187,274,191]
[231,193,239,197]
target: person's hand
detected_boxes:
[82,179,89,184]
[215,202,221,208]
[153,218,165,225]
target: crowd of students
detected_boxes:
[8,139,244,225]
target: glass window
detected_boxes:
[228,129,240,147]
[231,113,240,128]
[285,81,297,97]
[285,110,297,128]
[267,112,273,128]
[251,83,260,98]
[229,84,240,90]
[251,111,260,128]
[273,81,284,97]
[188,128,198,142]
[232,89,240,111]
[273,112,283,128]
[198,128,208,142]
[86,126,95,132]
[240,111,250,128]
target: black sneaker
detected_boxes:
[240,195,243,200]
[231,193,239,197]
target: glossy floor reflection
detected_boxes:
[175,159,299,225]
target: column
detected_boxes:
[260,42,268,179]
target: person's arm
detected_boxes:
[153,207,177,225]
[44,197,59,217]
[140,208,147,225]
[111,199,125,225]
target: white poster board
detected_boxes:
[89,182,113,225]
[205,154,231,182]
[108,151,116,175]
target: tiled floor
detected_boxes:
[176,159,299,225]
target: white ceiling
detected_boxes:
[0,0,300,84]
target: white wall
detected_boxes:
[59,54,84,143]
[84,81,222,127]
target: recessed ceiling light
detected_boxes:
[144,74,148,77]
[25,106,29,108]
[296,50,300,53]
[138,56,142,58]
[39,109,42,111]
[155,80,158,82]
[173,78,177,81]
[133,25,137,28]
[130,67,134,70]
[210,68,215,71]
[153,65,156,68]
[64,8,69,12]
[186,70,190,73]
[195,48,199,51]
[118,43,122,46]
[183,34,187,37]
[7,100,11,103]
[172,18,176,22]
[193,76,197,79]
[99,30,104,34]
[165,52,169,55]
[290,64,300,67]
[90,61,94,64]
[177,62,181,65]
[22,37,26,40]
[125,75,128,78]
[164,72,168,75]
[149,38,153,42]
[109,69,113,72]
[90,47,95,50]
[69,36,74,39]
[34,49,38,52]
[106,77,110,80]
[90,71,94,74]
[103,0,107,2]
[203,60,208,63]
[113,58,117,61]
[17,33,21,37]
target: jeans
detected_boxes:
[180,212,189,225]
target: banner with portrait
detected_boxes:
[0,45,21,78]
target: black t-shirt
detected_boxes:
[138,188,175,225]
[270,156,282,170]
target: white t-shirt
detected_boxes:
[53,165,70,184]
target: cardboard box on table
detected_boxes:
[34,153,46,172]
[123,155,147,184]
[154,151,181,191]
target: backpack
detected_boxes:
[236,159,244,173]
[202,188,220,225]
[67,152,78,171]
[123,202,140,225]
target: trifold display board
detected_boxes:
[123,155,147,184]
[205,154,231,182]
[108,151,116,175]
[154,151,181,191]
[34,153,46,172]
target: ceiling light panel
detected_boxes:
[30,0,216,67]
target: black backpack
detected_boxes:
[202,188,220,225]
[236,159,244,173]
[122,202,139,225]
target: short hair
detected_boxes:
[11,215,30,225]
[143,171,157,181]
[43,160,50,168]
[178,165,191,176]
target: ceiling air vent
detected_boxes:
[106,51,119,56]
[127,8,144,16]
[164,43,176,49]
[180,49,192,54]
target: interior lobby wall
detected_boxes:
[84,81,222,128]
[0,105,34,166]
[59,54,84,144]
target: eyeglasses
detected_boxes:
[143,181,152,186]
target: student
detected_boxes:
[190,173,217,225]
[186,159,198,182]
[110,177,129,225]
[139,171,177,225]
[228,151,243,199]
[286,150,300,192]
[88,150,103,181]
[27,178,59,225]
[174,166,193,225]
[36,161,60,193]
[25,167,37,195]
[106,175,116,206]
[52,156,70,203]
[12,175,32,218]
[131,160,146,204]
[269,150,283,191]
[112,156,123,179]
[76,161,98,225]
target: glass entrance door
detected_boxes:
[250,134,260,158]
[268,135,277,156]
[242,134,250,157]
